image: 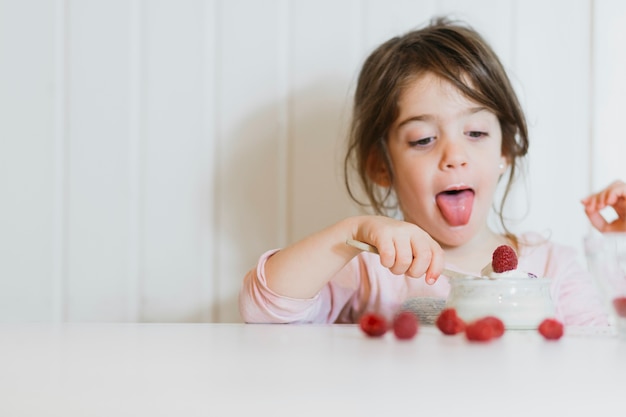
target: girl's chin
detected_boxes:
[407,214,480,246]
[432,225,476,248]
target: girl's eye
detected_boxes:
[466,131,488,139]
[408,137,435,147]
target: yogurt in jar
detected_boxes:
[445,271,555,329]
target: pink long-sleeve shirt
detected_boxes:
[239,232,608,327]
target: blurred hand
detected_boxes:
[581,180,626,232]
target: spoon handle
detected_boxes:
[346,239,379,254]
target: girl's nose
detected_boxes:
[439,139,468,170]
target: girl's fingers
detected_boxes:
[583,181,626,233]
[586,210,609,232]
[390,238,414,275]
[376,242,396,270]
[404,241,432,279]
[614,197,626,218]
[378,236,441,280]
[423,244,444,284]
[583,180,626,213]
[358,219,443,279]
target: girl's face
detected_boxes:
[386,72,506,248]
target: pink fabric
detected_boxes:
[239,232,608,326]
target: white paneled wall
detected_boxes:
[593,0,626,189]
[0,0,624,323]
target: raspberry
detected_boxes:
[465,321,494,342]
[613,297,626,318]
[479,316,505,337]
[393,311,419,340]
[492,245,518,273]
[465,316,505,342]
[436,308,466,335]
[538,318,564,340]
[359,313,388,337]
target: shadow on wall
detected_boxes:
[212,76,361,323]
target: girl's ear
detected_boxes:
[366,150,391,187]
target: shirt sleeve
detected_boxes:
[238,249,364,324]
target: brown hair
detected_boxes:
[344,17,528,242]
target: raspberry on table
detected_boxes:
[359,313,388,337]
[478,316,505,337]
[436,308,466,335]
[613,297,626,318]
[465,316,505,342]
[538,318,564,340]
[393,311,419,340]
[492,244,518,273]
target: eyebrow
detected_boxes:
[396,106,489,129]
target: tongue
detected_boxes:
[436,190,474,226]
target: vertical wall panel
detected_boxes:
[202,0,218,322]
[592,0,626,193]
[140,0,210,322]
[0,0,58,321]
[514,0,591,259]
[52,0,69,322]
[66,0,133,320]
[288,0,363,244]
[126,0,141,322]
[216,0,287,322]
[363,0,438,51]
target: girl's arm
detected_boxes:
[264,215,444,299]
[581,180,626,232]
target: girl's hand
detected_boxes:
[581,180,626,232]
[353,216,444,284]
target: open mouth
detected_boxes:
[435,188,475,226]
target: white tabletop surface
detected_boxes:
[0,323,623,416]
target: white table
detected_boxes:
[0,323,623,416]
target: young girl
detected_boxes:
[239,18,616,326]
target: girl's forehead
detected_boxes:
[397,73,486,120]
